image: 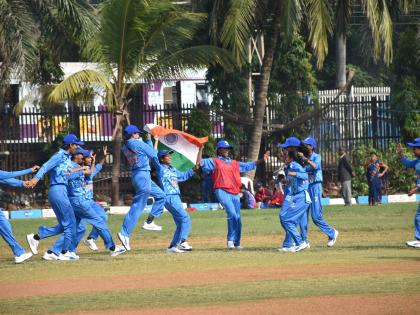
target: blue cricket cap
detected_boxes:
[63,134,85,146]
[158,150,174,158]
[72,147,89,156]
[216,140,232,150]
[83,149,93,158]
[124,125,144,135]
[280,137,301,149]
[303,137,317,149]
[407,138,420,147]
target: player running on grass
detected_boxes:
[199,140,269,249]
[397,139,420,249]
[300,137,339,247]
[46,147,126,259]
[26,134,83,260]
[118,125,165,251]
[152,135,202,253]
[0,166,39,263]
[279,149,311,253]
[82,146,110,251]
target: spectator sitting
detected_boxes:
[268,186,284,208]
[255,182,272,208]
[240,184,256,209]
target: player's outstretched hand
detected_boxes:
[31,165,40,173]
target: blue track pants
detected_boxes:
[215,189,242,246]
[165,195,191,247]
[0,210,25,256]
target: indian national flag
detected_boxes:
[144,124,208,171]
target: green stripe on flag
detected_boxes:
[157,142,195,171]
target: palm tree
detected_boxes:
[0,0,96,96]
[49,0,233,205]
[212,0,400,169]
[334,0,394,88]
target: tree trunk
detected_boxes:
[246,3,282,177]
[335,33,346,89]
[111,123,123,205]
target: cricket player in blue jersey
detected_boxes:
[153,147,200,253]
[279,149,311,253]
[398,139,420,248]
[142,133,166,231]
[26,134,84,259]
[0,166,39,263]
[82,146,109,251]
[300,137,338,247]
[277,137,307,251]
[118,125,165,251]
[47,147,126,259]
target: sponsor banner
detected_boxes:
[189,203,221,211]
[109,206,130,214]
[357,196,369,204]
[329,198,345,205]
[42,208,56,218]
[388,194,417,203]
[321,197,330,206]
[381,196,389,204]
[10,209,42,219]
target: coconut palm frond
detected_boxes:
[306,0,333,68]
[142,10,207,58]
[335,0,352,36]
[281,0,303,39]
[49,69,115,108]
[140,45,234,82]
[209,0,226,45]
[220,0,258,65]
[361,0,393,64]
[0,0,38,81]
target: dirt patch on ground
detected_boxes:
[1,261,419,299]
[64,293,420,315]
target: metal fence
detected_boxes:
[0,87,401,202]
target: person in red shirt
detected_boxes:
[255,183,272,208]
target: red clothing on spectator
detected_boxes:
[268,189,284,207]
[255,187,272,202]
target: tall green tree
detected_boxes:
[210,0,403,172]
[0,0,96,94]
[49,0,232,205]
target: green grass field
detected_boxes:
[0,203,419,315]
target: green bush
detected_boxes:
[350,142,416,196]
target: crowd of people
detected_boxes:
[0,125,419,263]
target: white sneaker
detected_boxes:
[166,246,185,253]
[280,246,295,252]
[142,221,162,231]
[84,238,98,251]
[118,232,131,251]
[15,252,33,264]
[234,246,243,250]
[110,245,126,257]
[26,234,39,255]
[58,251,79,260]
[406,240,420,248]
[179,242,192,251]
[69,252,80,260]
[42,252,59,261]
[327,230,339,247]
[294,241,309,252]
[227,241,235,249]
